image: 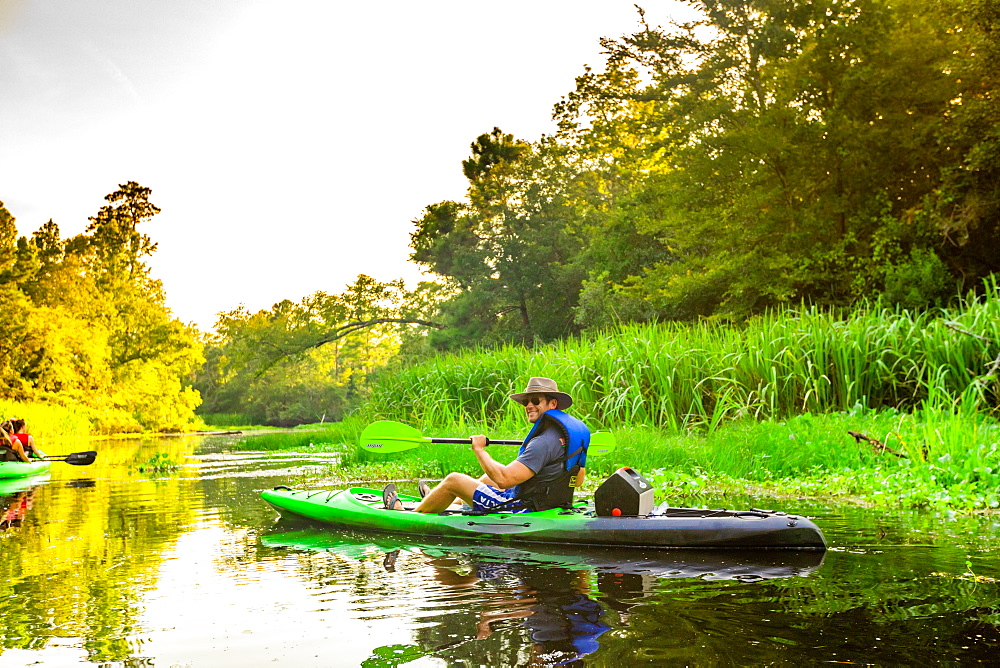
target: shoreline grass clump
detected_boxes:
[0,401,93,440]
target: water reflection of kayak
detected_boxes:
[260,527,826,581]
[1,485,40,532]
[261,486,827,550]
[0,459,52,480]
[0,473,49,497]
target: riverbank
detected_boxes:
[239,407,1000,513]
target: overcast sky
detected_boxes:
[0,0,692,331]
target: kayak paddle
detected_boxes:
[44,451,98,466]
[359,421,616,456]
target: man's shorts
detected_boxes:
[472,483,528,513]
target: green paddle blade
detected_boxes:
[359,421,430,453]
[588,432,616,457]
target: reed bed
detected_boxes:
[364,279,1000,432]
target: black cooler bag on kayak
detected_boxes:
[594,467,655,517]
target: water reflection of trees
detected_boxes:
[0,436,201,664]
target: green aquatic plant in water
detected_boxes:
[136,452,181,474]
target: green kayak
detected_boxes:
[0,459,52,480]
[261,487,827,550]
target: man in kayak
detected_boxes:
[385,377,591,513]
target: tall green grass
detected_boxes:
[363,278,1000,432]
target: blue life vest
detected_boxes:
[515,409,591,511]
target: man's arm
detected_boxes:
[471,435,535,489]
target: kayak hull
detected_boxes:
[0,460,52,480]
[261,487,827,550]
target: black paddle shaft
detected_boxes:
[46,451,98,465]
[429,438,521,446]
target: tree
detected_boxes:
[914,0,1000,289]
[85,181,159,281]
[410,131,588,347]
[0,186,201,431]
[77,182,202,432]
[553,0,987,319]
[0,205,111,404]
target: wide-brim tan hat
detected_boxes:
[509,377,573,409]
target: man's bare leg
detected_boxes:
[415,472,481,513]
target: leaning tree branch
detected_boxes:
[944,321,993,343]
[311,318,443,348]
[847,431,908,458]
[247,317,444,377]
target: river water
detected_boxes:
[0,433,998,666]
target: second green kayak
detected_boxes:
[0,459,52,480]
[261,487,827,550]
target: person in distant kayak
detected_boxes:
[8,419,45,458]
[384,377,591,513]
[0,421,31,462]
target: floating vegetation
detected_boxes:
[136,452,181,474]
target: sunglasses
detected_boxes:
[525,395,550,406]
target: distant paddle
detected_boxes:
[359,421,616,456]
[44,451,98,466]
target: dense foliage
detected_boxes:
[412,0,1000,346]
[32,0,997,429]
[0,183,202,432]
